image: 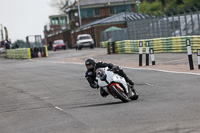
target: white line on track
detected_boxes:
[34,60,200,76]
[61,61,200,76]
[54,106,63,111]
[123,67,200,76]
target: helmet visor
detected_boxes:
[86,64,93,69]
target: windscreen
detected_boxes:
[96,68,105,79]
[79,36,91,40]
[54,40,64,44]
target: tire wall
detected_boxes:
[6,46,48,59]
[100,36,200,53]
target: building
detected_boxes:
[65,0,139,27]
[44,0,141,48]
[72,12,138,47]
[43,14,69,46]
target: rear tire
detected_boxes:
[109,85,130,102]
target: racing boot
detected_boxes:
[100,87,109,98]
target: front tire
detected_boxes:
[78,45,82,50]
[130,88,139,100]
[109,85,130,102]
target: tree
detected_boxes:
[13,40,26,48]
[160,0,165,7]
[139,0,162,14]
[139,0,200,15]
[183,0,200,5]
[49,0,67,13]
[164,0,177,12]
[165,0,200,14]
[176,0,183,5]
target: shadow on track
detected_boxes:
[68,101,124,109]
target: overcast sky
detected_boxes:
[0,0,58,42]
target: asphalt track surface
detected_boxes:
[0,48,200,133]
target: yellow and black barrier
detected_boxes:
[6,48,31,59]
[100,36,200,54]
[6,46,48,59]
[100,41,108,48]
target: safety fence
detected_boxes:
[101,29,129,42]
[100,36,200,54]
[127,12,200,40]
[6,46,48,59]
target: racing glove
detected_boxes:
[113,66,122,73]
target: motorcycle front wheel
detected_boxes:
[130,89,139,100]
[109,85,130,103]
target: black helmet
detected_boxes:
[85,58,96,70]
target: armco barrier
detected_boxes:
[100,36,200,54]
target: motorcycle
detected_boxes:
[96,67,139,102]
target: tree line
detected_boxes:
[139,0,200,16]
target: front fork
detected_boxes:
[127,84,134,98]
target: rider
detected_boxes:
[85,58,134,97]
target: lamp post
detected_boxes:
[0,24,4,41]
[123,0,125,12]
[74,12,79,27]
[135,0,141,13]
[77,0,82,27]
[123,0,127,18]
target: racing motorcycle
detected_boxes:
[96,67,139,102]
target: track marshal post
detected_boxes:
[139,41,143,66]
[186,39,194,70]
[150,48,156,65]
[197,49,200,69]
[146,41,149,66]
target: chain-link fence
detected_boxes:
[101,11,200,42]
[101,28,129,42]
[128,11,200,40]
